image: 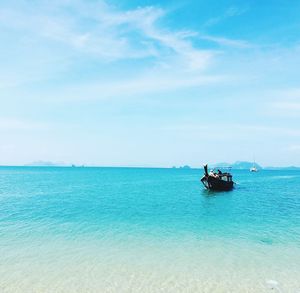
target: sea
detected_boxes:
[0,167,299,293]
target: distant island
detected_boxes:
[18,161,300,170]
[24,161,66,167]
[180,165,191,169]
[172,165,191,169]
[212,161,300,170]
[211,161,262,170]
[232,161,262,170]
[264,166,300,170]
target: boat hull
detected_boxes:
[201,175,234,191]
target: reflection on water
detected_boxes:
[201,188,234,197]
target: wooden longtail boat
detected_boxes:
[201,164,234,191]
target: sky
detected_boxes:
[0,0,300,167]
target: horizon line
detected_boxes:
[1,164,300,170]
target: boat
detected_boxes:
[250,158,258,172]
[200,164,234,191]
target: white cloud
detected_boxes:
[0,0,238,100]
[199,35,252,49]
[0,0,223,96]
[0,1,213,68]
[47,72,228,102]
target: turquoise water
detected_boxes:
[0,167,300,292]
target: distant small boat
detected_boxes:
[201,164,234,191]
[250,158,258,172]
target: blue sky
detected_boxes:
[1,0,300,167]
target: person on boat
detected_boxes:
[218,169,222,175]
[209,170,218,178]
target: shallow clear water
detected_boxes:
[0,167,299,292]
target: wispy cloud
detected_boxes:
[0,0,213,68]
[0,118,48,131]
[45,73,229,102]
[203,6,248,28]
[199,35,252,49]
[0,3,158,60]
[0,0,224,96]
